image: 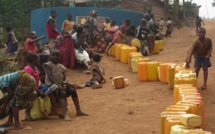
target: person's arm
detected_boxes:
[61,21,66,31]
[205,38,212,58]
[0,87,13,110]
[29,36,46,43]
[48,19,60,34]
[185,41,197,68]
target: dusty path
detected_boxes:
[2,19,215,134]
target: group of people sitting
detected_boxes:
[0,9,169,133]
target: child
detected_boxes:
[24,53,58,120]
[185,27,212,90]
[136,19,150,56]
[86,54,105,89]
[0,71,36,129]
[165,17,172,37]
[43,50,88,121]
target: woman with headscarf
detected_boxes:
[85,10,106,53]
[5,27,18,55]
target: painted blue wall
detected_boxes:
[30,7,144,42]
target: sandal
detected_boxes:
[0,122,13,128]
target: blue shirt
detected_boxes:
[0,72,19,91]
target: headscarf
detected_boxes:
[90,10,97,17]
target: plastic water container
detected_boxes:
[160,112,187,134]
[166,105,191,113]
[180,114,202,127]
[152,41,160,54]
[177,100,205,129]
[170,125,203,134]
[128,52,143,68]
[116,44,125,61]
[131,57,149,73]
[164,117,181,134]
[160,63,170,83]
[158,40,164,51]
[168,66,175,89]
[45,84,59,95]
[173,84,194,104]
[147,62,160,81]
[131,38,141,49]
[113,76,125,89]
[120,45,129,63]
[108,43,116,57]
[138,62,148,81]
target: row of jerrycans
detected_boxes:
[161,84,206,134]
[108,43,137,63]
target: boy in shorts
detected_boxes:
[185,27,212,90]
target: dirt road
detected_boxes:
[2,19,215,134]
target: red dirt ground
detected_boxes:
[1,19,215,134]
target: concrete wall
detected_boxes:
[30,7,144,42]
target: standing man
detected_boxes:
[46,10,60,48]
[185,27,212,90]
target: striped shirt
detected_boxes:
[0,72,19,90]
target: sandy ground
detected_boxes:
[1,19,215,134]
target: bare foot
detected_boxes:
[76,111,89,116]
[22,117,36,121]
[201,84,207,90]
[64,113,71,121]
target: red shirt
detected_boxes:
[26,38,38,53]
[46,17,60,38]
[24,65,40,87]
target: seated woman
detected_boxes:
[54,30,75,69]
[72,26,91,74]
[105,25,127,55]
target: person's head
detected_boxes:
[76,26,85,38]
[140,19,146,26]
[93,53,101,62]
[125,19,131,26]
[6,27,12,32]
[26,53,40,66]
[110,20,116,27]
[196,16,199,19]
[61,30,69,36]
[49,50,61,64]
[51,10,57,19]
[144,13,151,21]
[90,10,98,18]
[29,31,37,39]
[120,25,127,34]
[105,18,110,23]
[147,9,151,14]
[161,17,163,20]
[197,27,206,39]
[67,13,72,21]
[168,17,171,20]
